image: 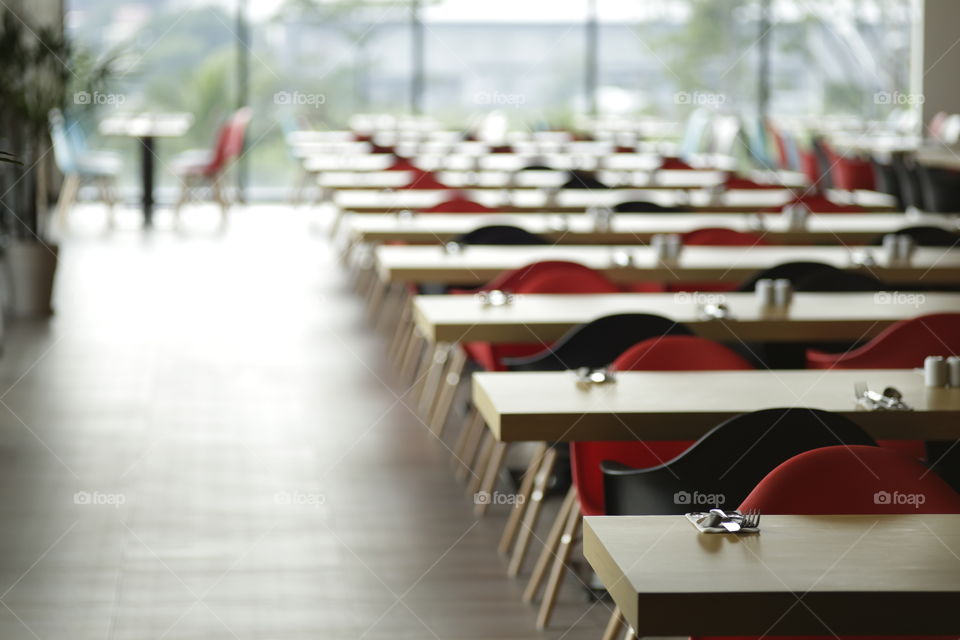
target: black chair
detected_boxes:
[916,164,960,213]
[560,170,609,190]
[520,164,553,171]
[502,313,692,372]
[869,226,960,248]
[891,152,925,210]
[613,200,689,214]
[602,408,877,516]
[737,262,884,293]
[870,158,903,208]
[454,225,550,246]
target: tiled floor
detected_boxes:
[0,204,612,639]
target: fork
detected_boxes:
[741,508,761,529]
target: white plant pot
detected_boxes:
[5,241,57,317]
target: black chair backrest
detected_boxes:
[737,262,884,293]
[870,159,901,205]
[890,152,925,210]
[602,407,877,516]
[520,164,553,171]
[561,170,609,190]
[916,165,960,213]
[454,225,550,246]
[613,200,689,213]
[869,226,960,248]
[502,313,692,371]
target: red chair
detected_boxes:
[386,156,418,171]
[462,261,621,372]
[724,174,784,190]
[173,107,252,222]
[822,140,876,191]
[534,336,754,628]
[692,445,960,640]
[807,313,960,369]
[419,196,493,213]
[767,194,866,214]
[808,312,960,462]
[659,157,696,170]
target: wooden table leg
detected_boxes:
[601,607,626,640]
[428,347,466,436]
[508,446,558,576]
[499,442,548,555]
[455,411,486,482]
[474,441,508,517]
[536,504,582,629]
[523,485,577,603]
[467,433,494,496]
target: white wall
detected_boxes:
[917,0,960,125]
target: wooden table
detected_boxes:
[472,369,960,442]
[915,144,960,171]
[584,514,960,636]
[375,244,960,286]
[345,212,957,246]
[414,291,960,343]
[99,112,193,226]
[335,188,897,214]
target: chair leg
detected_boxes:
[601,607,625,640]
[507,446,558,576]
[623,626,636,640]
[474,441,508,517]
[398,332,426,391]
[388,302,414,367]
[54,173,81,231]
[500,442,548,554]
[536,502,582,629]
[174,175,192,222]
[428,347,467,436]
[523,485,577,601]
[212,175,228,225]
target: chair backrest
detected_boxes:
[678,109,713,160]
[454,225,548,245]
[420,197,493,213]
[503,313,693,372]
[601,408,877,516]
[478,260,612,293]
[568,337,756,516]
[206,107,252,176]
[807,313,960,369]
[780,193,865,213]
[681,227,768,247]
[740,445,960,514]
[723,174,783,190]
[561,170,609,190]
[869,226,960,248]
[48,109,78,174]
[737,262,883,293]
[402,168,450,190]
[613,200,689,213]
[916,164,960,213]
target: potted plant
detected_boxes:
[0,9,114,316]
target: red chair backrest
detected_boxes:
[768,194,865,214]
[401,169,450,190]
[822,140,876,191]
[205,107,252,176]
[799,150,822,186]
[419,197,494,213]
[511,267,621,294]
[740,445,960,514]
[681,227,769,247]
[659,156,695,170]
[807,313,960,369]
[479,261,612,293]
[387,156,418,171]
[724,174,784,190]
[571,336,755,516]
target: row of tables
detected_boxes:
[326,137,960,636]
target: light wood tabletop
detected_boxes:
[375,244,960,286]
[414,291,960,343]
[336,188,897,214]
[584,514,960,637]
[914,144,960,171]
[346,212,958,245]
[471,369,960,442]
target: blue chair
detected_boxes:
[49,109,121,228]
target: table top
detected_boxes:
[471,369,960,442]
[346,212,958,246]
[414,291,960,343]
[98,112,193,138]
[336,188,896,214]
[584,514,960,636]
[915,144,960,171]
[375,244,960,286]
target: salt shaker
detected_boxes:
[755,279,776,307]
[882,234,899,262]
[947,356,960,387]
[773,279,793,307]
[925,356,948,387]
[665,233,682,260]
[897,235,915,264]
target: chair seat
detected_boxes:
[76,151,122,178]
[171,149,215,176]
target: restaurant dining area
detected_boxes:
[1,0,960,638]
